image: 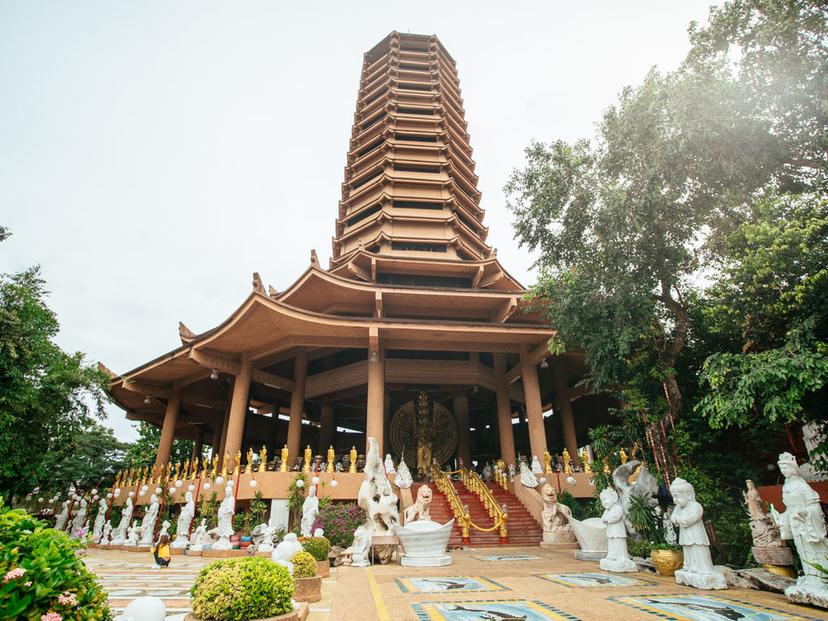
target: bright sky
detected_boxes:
[0,1,719,441]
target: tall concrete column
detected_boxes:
[155,382,182,467]
[366,349,385,455]
[493,354,516,466]
[218,379,234,459]
[520,345,548,462]
[553,359,580,464]
[211,423,222,459]
[191,425,204,461]
[286,351,308,461]
[223,354,252,465]
[318,404,335,455]
[453,393,471,466]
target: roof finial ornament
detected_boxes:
[268,285,278,299]
[310,249,320,268]
[97,362,117,378]
[179,321,196,344]
[252,272,265,294]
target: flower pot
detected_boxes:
[651,549,683,576]
[185,610,300,621]
[293,576,322,603]
[316,559,330,578]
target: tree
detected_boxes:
[0,250,110,498]
[122,421,193,469]
[39,423,128,493]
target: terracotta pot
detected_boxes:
[651,549,684,576]
[185,610,298,621]
[316,559,330,578]
[293,576,322,603]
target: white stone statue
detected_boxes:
[394,456,413,489]
[669,477,726,590]
[110,496,134,545]
[54,501,70,532]
[531,455,543,474]
[519,459,538,488]
[507,463,516,482]
[271,532,303,574]
[599,488,637,572]
[70,498,88,536]
[773,452,828,607]
[256,523,277,553]
[189,519,211,552]
[384,454,396,474]
[357,437,400,564]
[301,485,319,537]
[139,494,160,546]
[92,497,108,543]
[663,506,678,546]
[403,485,432,523]
[158,520,170,541]
[743,479,793,568]
[100,521,112,546]
[613,460,659,535]
[540,484,577,547]
[125,520,141,546]
[172,491,195,549]
[344,525,371,567]
[482,462,493,482]
[212,483,235,550]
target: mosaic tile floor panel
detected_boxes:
[395,576,510,593]
[535,572,656,588]
[411,599,581,621]
[474,554,543,562]
[608,594,824,621]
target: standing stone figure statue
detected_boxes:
[540,484,576,547]
[100,521,113,546]
[139,494,160,546]
[125,520,141,546]
[395,455,413,489]
[173,490,195,549]
[599,488,637,572]
[531,455,543,474]
[669,478,727,590]
[189,519,211,552]
[773,452,828,608]
[384,454,396,474]
[519,458,539,488]
[301,485,320,537]
[70,498,88,536]
[111,496,134,545]
[54,501,70,532]
[212,483,236,550]
[92,497,108,543]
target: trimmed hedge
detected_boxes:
[300,536,331,561]
[290,551,317,579]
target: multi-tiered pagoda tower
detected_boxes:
[107,33,612,490]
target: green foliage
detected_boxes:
[0,500,110,620]
[198,491,219,530]
[300,536,331,561]
[290,550,317,579]
[191,557,293,621]
[651,542,682,552]
[0,263,110,498]
[287,474,308,533]
[249,491,268,525]
[317,502,362,548]
[627,494,659,542]
[628,539,654,557]
[122,422,192,470]
[40,424,128,494]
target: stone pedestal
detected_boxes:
[675,568,728,590]
[575,550,605,561]
[540,541,579,550]
[600,556,638,573]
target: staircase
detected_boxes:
[415,480,543,548]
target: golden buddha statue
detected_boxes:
[543,450,552,473]
[280,445,289,472]
[174,461,181,481]
[234,450,242,474]
[349,446,357,473]
[562,448,572,474]
[602,459,611,474]
[619,449,628,464]
[303,445,312,473]
[258,447,267,472]
[221,453,230,478]
[245,448,254,473]
[211,454,219,478]
[327,446,335,473]
[581,449,592,473]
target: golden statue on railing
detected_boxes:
[562,448,572,474]
[327,446,335,473]
[245,448,254,473]
[349,446,357,473]
[258,447,267,472]
[581,448,592,473]
[303,445,311,473]
[543,450,552,473]
[280,445,288,472]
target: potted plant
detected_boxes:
[188,556,297,621]
[300,536,332,578]
[290,550,321,603]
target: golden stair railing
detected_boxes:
[460,466,509,543]
[432,464,472,543]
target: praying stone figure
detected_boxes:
[301,485,320,537]
[272,532,303,574]
[70,498,88,536]
[404,485,432,523]
[172,490,195,549]
[125,520,141,546]
[139,494,160,546]
[384,454,396,474]
[189,519,211,552]
[669,478,727,590]
[531,455,543,474]
[100,521,112,546]
[110,496,133,545]
[773,452,828,608]
[212,483,236,550]
[344,524,371,567]
[54,501,70,532]
[395,455,413,489]
[92,497,108,543]
[599,488,637,573]
[158,520,171,541]
[540,484,577,548]
[519,458,539,488]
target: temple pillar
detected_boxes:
[211,422,222,459]
[218,380,233,459]
[520,345,548,462]
[155,382,182,467]
[554,359,580,464]
[222,354,252,465]
[318,403,335,455]
[366,348,385,455]
[286,351,308,461]
[493,354,516,466]
[453,393,471,466]
[191,425,204,461]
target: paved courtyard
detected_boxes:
[84,547,828,621]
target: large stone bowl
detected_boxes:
[569,517,608,561]
[393,519,454,567]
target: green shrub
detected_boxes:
[290,551,317,579]
[627,538,654,558]
[627,493,659,541]
[317,502,362,547]
[191,557,293,621]
[301,536,331,561]
[0,500,110,620]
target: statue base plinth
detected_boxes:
[786,581,828,609]
[752,545,794,566]
[600,557,638,573]
[575,550,604,561]
[171,547,186,555]
[675,568,728,590]
[400,553,451,567]
[540,541,579,550]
